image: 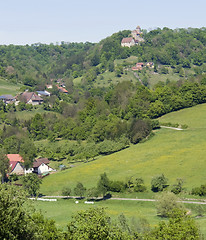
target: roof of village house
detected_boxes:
[20,92,43,103]
[36,91,50,96]
[7,154,24,162]
[57,86,68,93]
[33,158,50,168]
[0,95,15,101]
[9,161,21,172]
[121,37,134,43]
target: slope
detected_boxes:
[41,103,206,195]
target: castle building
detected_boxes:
[121,26,144,47]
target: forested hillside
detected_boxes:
[1,27,206,166]
[1,27,206,89]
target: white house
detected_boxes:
[121,37,136,47]
[33,158,54,175]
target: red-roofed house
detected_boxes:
[132,62,144,71]
[7,154,24,175]
[121,37,136,47]
[57,86,68,94]
[7,154,33,175]
[33,158,54,175]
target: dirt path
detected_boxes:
[41,196,206,205]
[160,126,183,130]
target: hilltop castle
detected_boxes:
[121,26,144,47]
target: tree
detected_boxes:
[62,187,72,196]
[74,182,86,198]
[156,192,185,217]
[0,184,64,240]
[147,208,200,239]
[0,149,9,183]
[171,178,184,194]
[97,172,110,197]
[67,208,130,240]
[151,174,168,192]
[22,173,42,197]
[134,178,147,192]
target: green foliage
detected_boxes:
[62,186,72,196]
[147,208,200,239]
[22,173,42,197]
[156,192,185,217]
[134,178,147,193]
[74,182,86,198]
[67,208,131,240]
[97,172,110,197]
[171,178,184,194]
[151,174,168,192]
[0,149,9,183]
[0,184,64,240]
[129,119,152,144]
[191,184,206,196]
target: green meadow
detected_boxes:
[34,198,206,236]
[41,103,206,196]
[33,198,160,230]
[0,78,22,96]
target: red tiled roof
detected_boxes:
[121,37,134,43]
[7,154,24,162]
[57,86,68,93]
[10,161,18,172]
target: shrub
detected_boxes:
[109,180,126,192]
[62,187,71,196]
[156,192,185,217]
[151,174,168,192]
[191,184,206,196]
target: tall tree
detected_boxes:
[0,149,9,183]
[97,172,110,197]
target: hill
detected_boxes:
[40,103,206,195]
[0,78,22,96]
[0,27,206,91]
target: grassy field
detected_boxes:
[41,103,206,196]
[13,106,51,120]
[33,198,159,229]
[34,198,206,236]
[0,78,22,96]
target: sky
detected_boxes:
[0,0,205,45]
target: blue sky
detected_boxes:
[0,0,205,45]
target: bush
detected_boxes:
[156,192,185,217]
[191,184,206,196]
[151,174,168,192]
[62,187,71,196]
[134,178,147,192]
[109,180,126,192]
[171,179,184,194]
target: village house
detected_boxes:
[0,95,16,104]
[121,37,136,48]
[46,84,53,89]
[18,91,43,105]
[132,62,144,71]
[7,154,25,175]
[32,158,54,175]
[57,85,68,94]
[132,62,154,71]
